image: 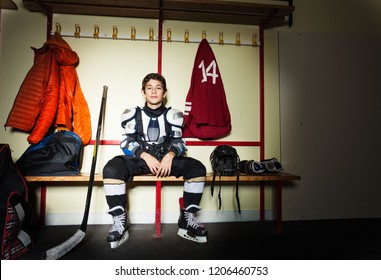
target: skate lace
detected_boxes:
[110,213,126,234]
[185,212,203,229]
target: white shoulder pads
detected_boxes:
[121,107,138,129]
[166,107,184,128]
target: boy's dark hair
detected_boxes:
[142,73,167,92]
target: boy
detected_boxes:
[102,73,208,249]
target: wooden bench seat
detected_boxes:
[24,172,300,182]
[25,172,300,236]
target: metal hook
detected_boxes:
[93,25,99,39]
[252,34,257,47]
[74,24,81,38]
[55,23,61,35]
[202,30,206,40]
[149,28,154,41]
[131,27,136,40]
[218,31,224,45]
[184,29,189,43]
[166,28,172,42]
[112,25,118,40]
[235,32,241,46]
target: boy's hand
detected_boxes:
[140,152,161,175]
[156,151,175,177]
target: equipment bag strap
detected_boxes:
[211,173,241,214]
[211,172,216,197]
[218,175,222,210]
[236,173,241,214]
[135,106,143,136]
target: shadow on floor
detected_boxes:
[20,218,381,260]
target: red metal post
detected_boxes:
[155,1,164,237]
[259,26,265,221]
[47,13,52,40]
[157,1,163,74]
[155,181,162,237]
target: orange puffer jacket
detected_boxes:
[5,35,91,145]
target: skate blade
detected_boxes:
[177,228,207,243]
[110,231,129,249]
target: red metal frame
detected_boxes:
[155,5,163,238]
[157,2,163,75]
[39,14,52,227]
[259,26,266,222]
[89,21,268,238]
[41,14,278,236]
[155,181,162,237]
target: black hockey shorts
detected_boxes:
[103,155,206,182]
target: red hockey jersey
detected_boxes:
[183,39,231,139]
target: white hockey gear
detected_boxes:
[261,158,283,173]
[165,107,184,138]
[121,107,138,130]
[238,160,264,174]
[165,108,184,127]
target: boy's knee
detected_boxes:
[103,157,125,179]
[184,159,206,179]
[103,164,117,179]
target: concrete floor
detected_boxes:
[20,218,381,260]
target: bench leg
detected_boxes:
[259,182,265,221]
[40,184,47,226]
[276,181,282,234]
[155,181,162,238]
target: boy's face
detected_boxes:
[142,79,166,109]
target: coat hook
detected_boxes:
[166,28,172,42]
[131,27,136,40]
[112,25,118,40]
[93,25,99,39]
[55,23,61,35]
[235,32,241,46]
[202,30,206,40]
[252,34,258,47]
[184,29,189,43]
[149,28,154,41]
[218,31,224,45]
[74,24,81,38]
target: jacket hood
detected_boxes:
[39,34,79,66]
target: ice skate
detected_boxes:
[107,206,129,249]
[177,198,208,243]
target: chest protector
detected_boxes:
[135,107,171,160]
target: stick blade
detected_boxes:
[42,229,86,260]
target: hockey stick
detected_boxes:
[42,85,108,260]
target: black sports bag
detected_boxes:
[16,130,83,176]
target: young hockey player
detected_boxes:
[102,73,208,248]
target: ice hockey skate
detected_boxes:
[177,198,208,243]
[107,206,129,249]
